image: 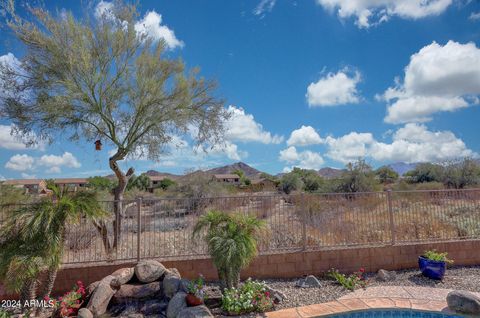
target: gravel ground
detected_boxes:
[258,265,480,310]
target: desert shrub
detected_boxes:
[86,176,115,191]
[375,166,399,184]
[328,268,367,290]
[0,184,30,205]
[405,163,443,183]
[336,159,380,193]
[415,182,444,191]
[222,279,274,314]
[127,174,151,192]
[442,158,480,189]
[279,173,303,194]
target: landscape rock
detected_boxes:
[111,267,135,287]
[140,299,169,315]
[295,275,321,288]
[86,275,117,316]
[179,279,191,293]
[447,290,480,314]
[163,271,182,299]
[376,269,396,282]
[166,268,181,278]
[203,286,223,308]
[166,292,187,318]
[265,285,286,304]
[177,305,213,318]
[84,281,100,303]
[113,282,163,303]
[77,308,93,318]
[135,260,166,283]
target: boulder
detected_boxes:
[140,299,168,315]
[84,281,100,303]
[203,286,223,308]
[177,305,213,318]
[86,275,117,316]
[163,270,182,299]
[447,290,480,315]
[296,275,321,288]
[376,269,396,282]
[166,292,187,318]
[134,260,166,283]
[179,279,191,293]
[77,308,93,318]
[113,282,163,303]
[166,268,181,278]
[111,267,135,287]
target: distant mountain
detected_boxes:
[317,167,344,179]
[206,162,262,178]
[144,170,179,179]
[387,162,418,176]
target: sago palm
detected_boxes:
[0,183,106,303]
[193,210,266,289]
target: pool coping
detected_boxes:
[265,286,479,318]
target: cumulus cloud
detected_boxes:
[382,41,480,124]
[226,106,284,144]
[21,173,36,179]
[306,69,361,107]
[5,154,35,171]
[279,146,325,170]
[253,0,277,17]
[5,152,81,174]
[94,1,183,50]
[287,125,324,146]
[324,124,477,164]
[134,11,184,49]
[316,0,453,28]
[0,124,45,151]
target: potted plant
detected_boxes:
[419,250,454,280]
[186,276,207,307]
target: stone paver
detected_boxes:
[265,286,478,318]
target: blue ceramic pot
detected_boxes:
[418,256,446,280]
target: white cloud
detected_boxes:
[134,11,184,50]
[21,173,36,179]
[279,146,325,170]
[253,0,277,17]
[382,41,480,124]
[207,141,245,161]
[37,152,81,173]
[0,175,5,181]
[287,125,324,146]
[0,124,45,150]
[94,1,114,20]
[323,124,477,164]
[226,106,283,144]
[325,132,375,164]
[469,12,480,21]
[5,154,35,171]
[306,69,361,107]
[316,0,453,28]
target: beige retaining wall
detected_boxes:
[1,240,480,300]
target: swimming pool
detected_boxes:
[324,309,462,318]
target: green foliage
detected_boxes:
[187,276,207,300]
[221,279,274,314]
[158,178,176,190]
[442,158,480,189]
[405,163,443,183]
[0,309,11,318]
[375,166,399,184]
[0,184,106,296]
[127,174,151,192]
[0,184,29,205]
[193,211,266,289]
[87,176,115,191]
[415,182,444,191]
[328,268,367,291]
[336,159,379,193]
[279,173,303,194]
[423,250,454,264]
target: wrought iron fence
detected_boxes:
[1,189,479,264]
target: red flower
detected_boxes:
[265,291,270,297]
[359,268,365,272]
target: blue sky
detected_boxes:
[1,0,480,179]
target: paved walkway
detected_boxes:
[266,286,480,317]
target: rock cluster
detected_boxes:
[81,260,213,318]
[295,275,321,288]
[447,290,480,315]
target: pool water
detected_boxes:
[325,309,462,318]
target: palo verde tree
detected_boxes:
[0,1,229,253]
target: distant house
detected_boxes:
[3,178,87,194]
[213,174,240,184]
[147,175,167,192]
[250,178,277,191]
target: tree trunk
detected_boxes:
[20,279,37,311]
[36,265,57,315]
[108,152,134,255]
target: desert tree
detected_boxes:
[0,1,229,252]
